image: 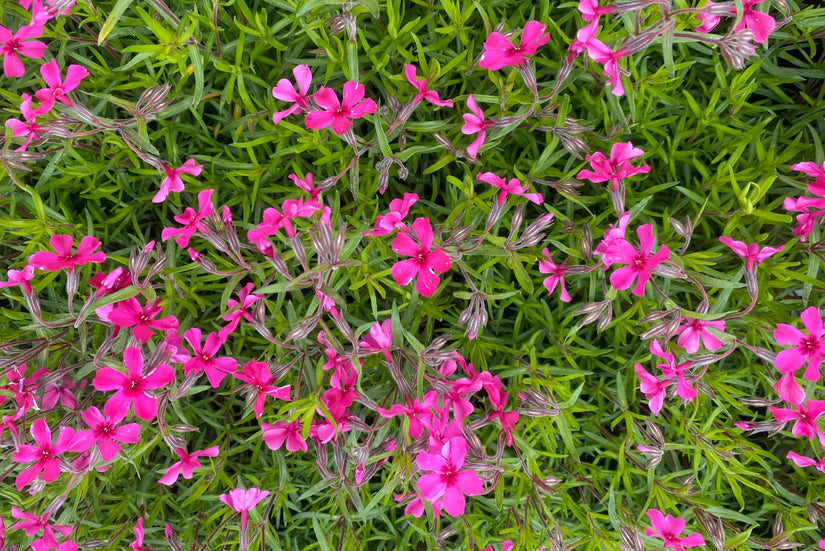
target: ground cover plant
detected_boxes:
[1,0,825,549]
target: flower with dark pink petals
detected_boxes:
[645,509,705,551]
[415,437,483,516]
[0,25,47,78]
[391,217,452,297]
[305,81,376,135]
[29,234,105,273]
[92,346,175,420]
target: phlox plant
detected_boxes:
[0,0,824,549]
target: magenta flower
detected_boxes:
[734,0,776,43]
[675,318,726,354]
[792,161,825,197]
[783,196,825,242]
[219,283,262,340]
[358,319,393,360]
[650,340,696,401]
[645,509,705,551]
[363,193,418,236]
[161,188,214,248]
[476,172,543,205]
[92,346,175,420]
[634,363,668,416]
[305,81,376,135]
[377,391,438,439]
[568,19,600,62]
[594,212,630,269]
[787,451,825,473]
[130,518,149,551]
[75,406,141,461]
[478,20,549,70]
[13,418,83,491]
[10,507,72,551]
[538,248,571,302]
[719,235,783,272]
[577,0,615,21]
[288,172,321,201]
[109,297,180,343]
[774,307,825,389]
[0,25,47,78]
[584,40,630,96]
[262,420,307,452]
[153,158,203,203]
[272,64,312,124]
[695,1,721,33]
[158,445,219,485]
[576,142,650,192]
[404,64,453,107]
[28,234,105,272]
[234,360,291,419]
[416,437,484,516]
[5,93,48,150]
[461,95,493,159]
[35,59,89,111]
[219,487,270,528]
[0,265,35,295]
[247,197,320,243]
[391,217,452,297]
[608,224,669,297]
[182,328,237,388]
[769,400,825,443]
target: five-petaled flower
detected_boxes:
[0,265,35,295]
[461,95,493,159]
[476,172,543,205]
[773,307,825,404]
[608,224,669,297]
[538,248,571,302]
[92,346,176,420]
[158,446,220,485]
[182,328,237,388]
[161,188,214,248]
[719,235,783,272]
[10,507,72,551]
[479,20,550,70]
[74,406,141,461]
[272,64,313,125]
[234,360,291,419]
[576,142,650,192]
[5,93,48,150]
[415,437,484,516]
[34,58,89,113]
[262,419,307,452]
[153,158,203,203]
[219,487,270,528]
[404,64,454,107]
[645,509,705,551]
[391,217,452,297]
[13,418,84,491]
[0,25,48,78]
[305,81,376,135]
[29,234,106,272]
[675,318,726,354]
[108,297,180,344]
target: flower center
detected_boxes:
[440,462,458,485]
[800,336,820,356]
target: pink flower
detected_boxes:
[234,360,291,419]
[13,418,84,491]
[783,196,825,242]
[476,172,543,205]
[288,172,321,201]
[92,346,175,420]
[5,93,48,150]
[0,265,35,295]
[786,450,825,473]
[675,318,726,354]
[608,224,669,297]
[645,509,705,551]
[316,289,340,319]
[404,64,453,107]
[461,95,493,159]
[635,363,668,416]
[262,420,306,452]
[219,487,270,528]
[416,437,484,516]
[377,391,438,439]
[719,235,783,272]
[584,40,630,96]
[695,1,721,33]
[0,25,47,78]
[272,64,312,124]
[358,319,393,360]
[108,297,180,343]
[650,340,697,401]
[182,328,237,388]
[538,248,571,302]
[219,283,262,340]
[576,142,650,192]
[364,193,418,236]
[161,189,214,247]
[577,0,615,21]
[792,161,825,197]
[247,197,320,243]
[391,217,452,297]
[28,234,105,273]
[158,445,219,485]
[769,400,825,443]
[478,20,549,70]
[35,59,89,112]
[11,507,72,551]
[130,518,149,551]
[594,212,630,269]
[774,307,825,386]
[74,406,141,461]
[153,159,203,203]
[734,0,776,43]
[305,81,376,135]
[568,19,600,62]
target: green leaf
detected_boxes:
[98,0,135,45]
